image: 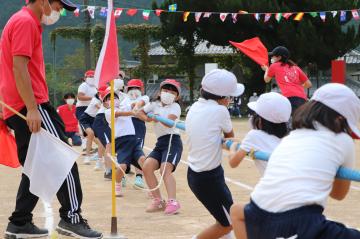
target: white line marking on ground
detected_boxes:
[42,201,54,232]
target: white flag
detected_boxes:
[331,11,338,17]
[220,13,228,22]
[114,8,123,18]
[203,12,212,18]
[87,6,96,19]
[195,12,202,22]
[23,129,80,203]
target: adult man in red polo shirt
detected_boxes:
[0,0,102,238]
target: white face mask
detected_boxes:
[160,92,176,105]
[128,89,142,100]
[66,99,75,105]
[271,57,279,64]
[86,77,96,86]
[41,10,60,25]
[114,79,124,91]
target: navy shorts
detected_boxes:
[79,113,94,130]
[187,166,233,227]
[244,200,360,239]
[148,134,182,171]
[92,113,111,147]
[132,117,146,148]
[115,135,144,171]
[75,106,87,120]
[287,96,306,115]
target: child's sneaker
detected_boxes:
[133,175,144,189]
[90,154,99,161]
[83,156,91,165]
[164,199,180,215]
[104,171,112,180]
[121,177,126,187]
[115,183,123,197]
[94,160,103,171]
[146,198,165,213]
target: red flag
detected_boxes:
[155,9,164,17]
[94,1,119,88]
[0,120,20,168]
[126,9,138,16]
[229,37,269,66]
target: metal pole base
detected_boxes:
[103,217,127,239]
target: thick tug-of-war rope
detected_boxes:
[107,117,179,192]
[224,140,360,182]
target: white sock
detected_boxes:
[222,231,234,239]
[191,236,198,239]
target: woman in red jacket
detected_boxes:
[262,46,312,114]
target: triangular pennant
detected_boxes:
[114,8,123,18]
[220,13,228,22]
[99,7,107,18]
[320,12,326,22]
[183,11,190,22]
[87,6,95,19]
[203,12,212,18]
[142,10,151,21]
[74,7,80,17]
[264,13,271,22]
[194,12,202,22]
[309,12,318,18]
[352,10,360,20]
[60,8,67,17]
[126,9,138,16]
[168,4,177,12]
[232,13,238,23]
[283,12,293,20]
[294,12,304,21]
[340,11,347,22]
[275,13,282,22]
[332,11,338,17]
[254,13,260,21]
[155,9,164,17]
[238,10,248,14]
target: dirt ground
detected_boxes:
[0,119,359,239]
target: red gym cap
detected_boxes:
[160,79,181,94]
[84,70,95,78]
[127,79,144,88]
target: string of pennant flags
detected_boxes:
[59,3,360,23]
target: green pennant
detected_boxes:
[309,12,318,17]
[60,9,67,17]
[275,13,282,22]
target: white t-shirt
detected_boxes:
[126,95,150,119]
[251,123,355,213]
[240,129,281,175]
[97,105,106,115]
[185,99,233,172]
[84,97,101,117]
[105,103,135,138]
[76,82,97,107]
[143,101,181,138]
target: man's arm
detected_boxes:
[13,56,41,132]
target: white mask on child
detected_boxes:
[66,99,75,105]
[86,77,96,86]
[41,10,60,25]
[160,92,176,105]
[114,79,124,91]
[128,89,142,100]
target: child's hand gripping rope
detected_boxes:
[223,139,360,182]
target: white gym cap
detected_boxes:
[201,69,245,97]
[311,83,360,139]
[248,92,292,123]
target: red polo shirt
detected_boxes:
[0,7,48,120]
[57,104,79,133]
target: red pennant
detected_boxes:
[0,121,20,168]
[283,13,293,20]
[126,9,138,16]
[229,37,269,66]
[155,9,164,17]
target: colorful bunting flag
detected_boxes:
[320,12,326,22]
[203,12,212,18]
[254,13,260,21]
[99,7,107,18]
[60,8,67,17]
[283,13,293,20]
[155,9,164,17]
[195,12,203,22]
[332,11,338,17]
[340,11,347,22]
[352,10,360,20]
[87,6,95,19]
[239,10,248,14]
[168,4,177,12]
[74,7,80,17]
[220,13,228,22]
[183,11,190,22]
[126,9,138,16]
[309,12,318,18]
[232,13,238,23]
[114,8,123,18]
[264,13,271,22]
[275,13,282,22]
[294,12,304,21]
[142,10,151,21]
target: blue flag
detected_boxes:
[340,11,347,22]
[168,4,177,12]
[99,7,107,18]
